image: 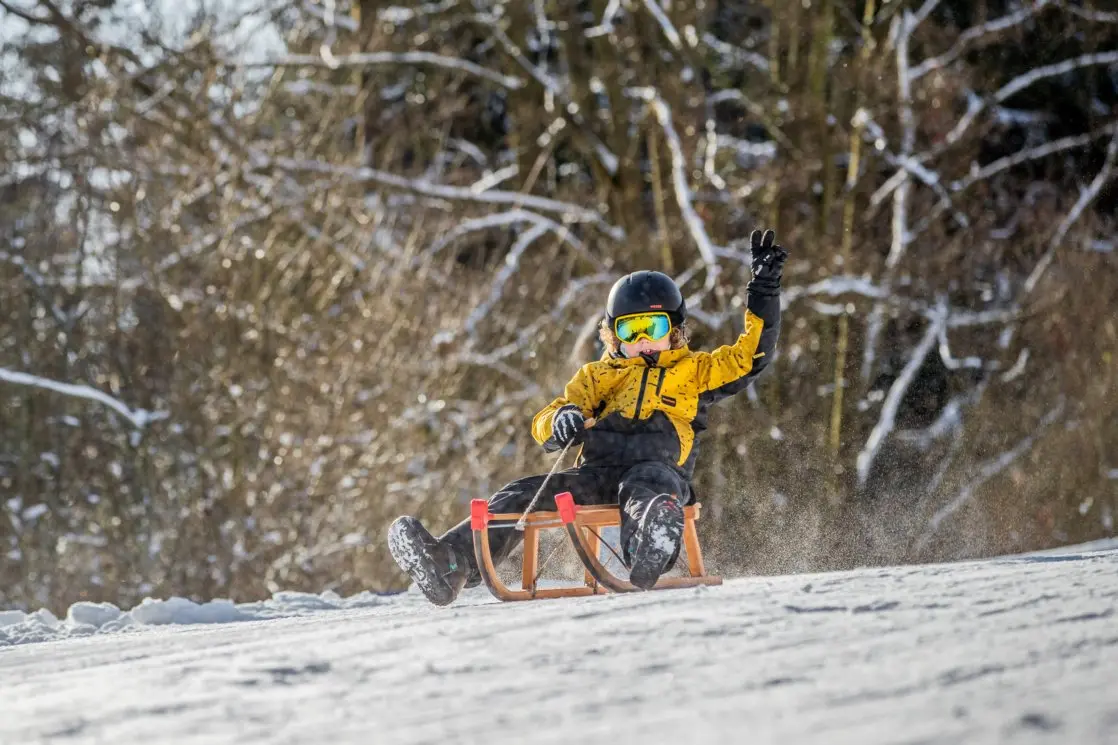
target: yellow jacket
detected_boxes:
[532,301,779,479]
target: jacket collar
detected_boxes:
[602,346,691,367]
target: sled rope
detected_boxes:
[515,438,576,531]
[515,417,594,531]
[531,537,569,592]
[587,526,627,567]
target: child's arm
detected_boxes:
[696,230,786,400]
[531,365,598,449]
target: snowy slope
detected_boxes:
[2,543,1116,745]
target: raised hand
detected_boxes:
[748,229,788,296]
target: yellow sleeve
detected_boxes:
[693,310,767,395]
[531,364,598,445]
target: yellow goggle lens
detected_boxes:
[614,313,672,344]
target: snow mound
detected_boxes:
[0,589,399,648]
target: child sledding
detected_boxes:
[389,229,788,605]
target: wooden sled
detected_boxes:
[470,491,722,601]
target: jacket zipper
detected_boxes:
[654,368,666,397]
[632,366,651,419]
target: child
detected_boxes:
[389,229,787,605]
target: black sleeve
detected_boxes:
[746,290,781,377]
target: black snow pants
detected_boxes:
[441,461,691,580]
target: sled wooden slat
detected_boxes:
[521,523,540,593]
[471,496,721,602]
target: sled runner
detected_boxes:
[469,492,722,601]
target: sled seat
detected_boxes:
[470,492,722,602]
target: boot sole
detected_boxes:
[387,518,458,606]
[628,497,684,590]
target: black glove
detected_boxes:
[748,229,788,297]
[550,405,586,447]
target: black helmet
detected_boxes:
[605,270,686,325]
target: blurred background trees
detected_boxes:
[2,0,1115,611]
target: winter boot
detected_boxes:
[387,516,472,606]
[626,494,685,590]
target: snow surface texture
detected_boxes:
[2,542,1117,744]
[0,591,396,648]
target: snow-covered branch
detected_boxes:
[0,250,49,289]
[300,0,358,30]
[427,209,592,262]
[951,121,1118,194]
[461,222,551,340]
[469,165,519,194]
[0,368,168,430]
[781,276,891,306]
[907,0,944,32]
[0,251,72,328]
[630,87,720,289]
[246,52,524,90]
[585,0,622,37]
[270,157,622,238]
[895,394,968,450]
[913,400,1064,552]
[910,0,1053,80]
[937,50,1118,153]
[937,326,985,370]
[377,0,459,24]
[456,273,615,367]
[863,13,917,383]
[701,33,770,73]
[1024,127,1118,296]
[859,110,967,227]
[856,306,945,486]
[642,0,682,49]
[946,308,1018,328]
[1066,6,1118,23]
[479,16,619,175]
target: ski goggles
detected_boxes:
[614,312,673,344]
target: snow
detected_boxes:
[2,543,1117,743]
[0,591,395,648]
